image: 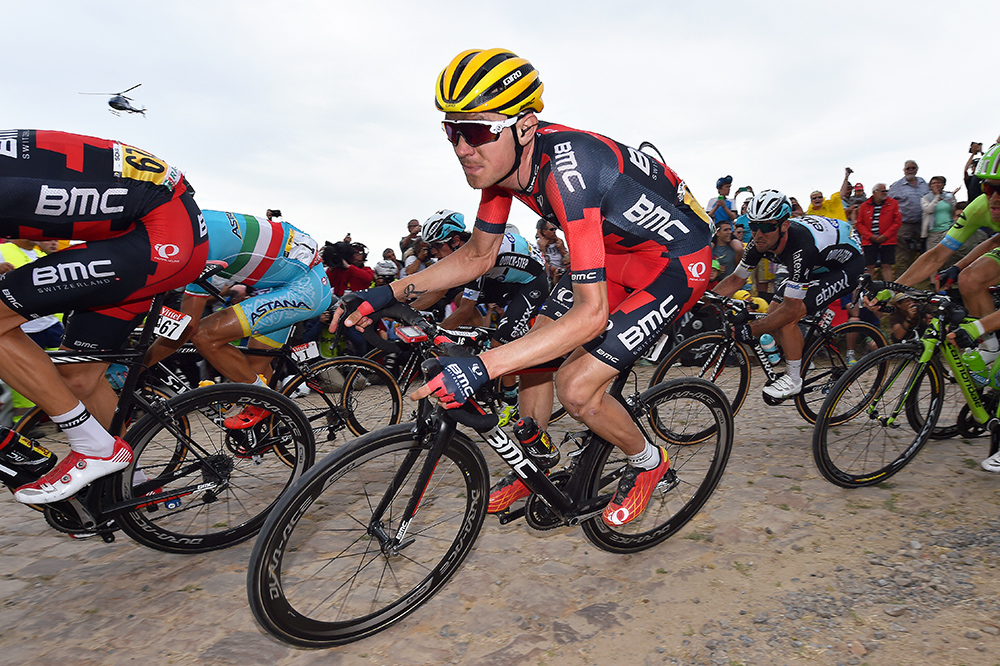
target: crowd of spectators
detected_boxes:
[710,138,998,301]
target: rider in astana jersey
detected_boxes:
[144,210,331,428]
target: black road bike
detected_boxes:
[246,302,733,647]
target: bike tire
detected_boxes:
[911,358,963,440]
[246,422,489,647]
[115,384,314,553]
[812,344,943,488]
[794,321,887,424]
[647,332,751,417]
[280,356,403,446]
[581,378,733,554]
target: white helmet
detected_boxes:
[746,189,792,223]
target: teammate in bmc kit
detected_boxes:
[0,129,209,503]
[713,190,864,400]
[144,210,331,427]
[339,49,713,526]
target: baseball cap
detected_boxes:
[854,183,864,191]
[711,259,722,271]
[716,175,733,189]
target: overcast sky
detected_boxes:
[5,1,998,258]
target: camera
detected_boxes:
[321,241,355,267]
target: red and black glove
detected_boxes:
[421,357,490,409]
[935,265,961,290]
[341,285,397,318]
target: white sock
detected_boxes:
[982,334,999,353]
[785,359,802,380]
[627,441,661,470]
[52,402,115,457]
[252,374,267,387]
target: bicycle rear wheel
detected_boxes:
[115,384,314,553]
[648,332,751,416]
[281,356,403,445]
[794,321,887,424]
[247,423,489,647]
[812,344,943,488]
[581,378,733,553]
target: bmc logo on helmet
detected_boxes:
[155,244,181,260]
[32,260,115,286]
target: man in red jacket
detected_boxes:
[855,183,902,280]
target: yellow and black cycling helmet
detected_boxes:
[435,48,544,116]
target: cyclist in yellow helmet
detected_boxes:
[340,49,713,526]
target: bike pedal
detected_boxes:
[655,469,680,493]
[496,506,526,525]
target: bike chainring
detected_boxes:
[524,471,570,531]
[958,392,998,438]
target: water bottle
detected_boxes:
[760,333,781,365]
[0,426,57,489]
[513,417,559,469]
[964,349,989,387]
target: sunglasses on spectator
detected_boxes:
[442,116,519,147]
[983,181,1000,197]
[749,221,781,233]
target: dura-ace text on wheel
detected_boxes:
[114,384,314,553]
[247,423,489,647]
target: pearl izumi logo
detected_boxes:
[155,244,181,261]
[32,260,115,288]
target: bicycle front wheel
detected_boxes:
[247,422,489,647]
[795,321,887,424]
[812,344,943,488]
[115,384,314,553]
[281,356,403,444]
[581,378,733,554]
[648,332,751,416]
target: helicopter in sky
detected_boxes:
[79,84,146,116]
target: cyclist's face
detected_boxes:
[445,112,518,189]
[752,221,786,253]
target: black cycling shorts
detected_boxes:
[482,273,550,345]
[772,253,864,315]
[537,246,711,370]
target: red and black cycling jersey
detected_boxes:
[474,121,713,287]
[0,129,190,240]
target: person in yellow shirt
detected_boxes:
[805,167,856,221]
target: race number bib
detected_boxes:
[155,306,192,340]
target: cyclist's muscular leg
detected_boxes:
[0,305,80,418]
[556,349,644,455]
[958,256,1000,318]
[515,315,556,430]
[765,298,805,362]
[518,371,554,430]
[191,308,259,384]
[58,361,119,432]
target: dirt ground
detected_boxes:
[2,371,999,666]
